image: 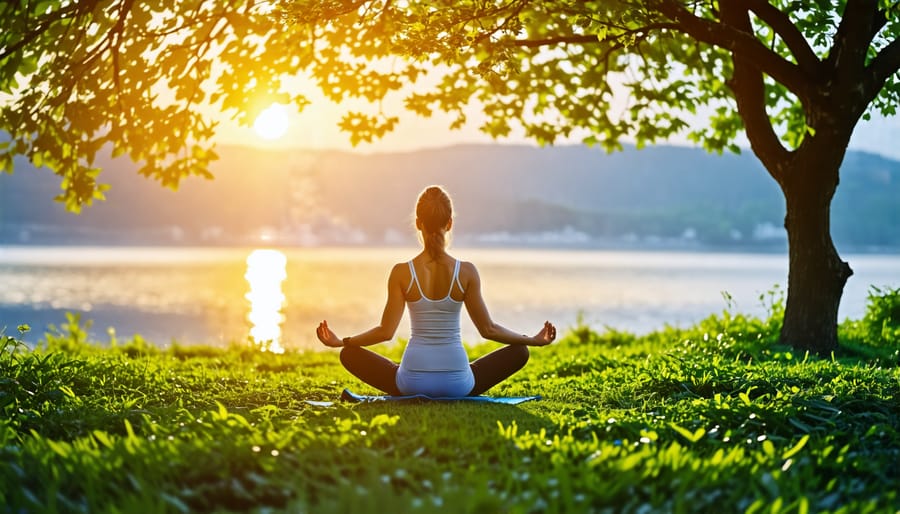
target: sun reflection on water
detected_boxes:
[245,249,287,353]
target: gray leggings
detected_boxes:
[339,344,530,396]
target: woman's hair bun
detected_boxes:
[415,186,453,259]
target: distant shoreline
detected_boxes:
[1,241,899,256]
[4,143,897,257]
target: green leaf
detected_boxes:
[45,439,70,458]
[124,419,137,439]
[782,434,810,460]
[670,423,705,443]
[93,430,114,449]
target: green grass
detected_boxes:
[2,287,899,514]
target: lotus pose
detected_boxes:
[316,186,557,396]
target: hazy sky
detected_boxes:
[216,87,900,161]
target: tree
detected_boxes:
[2,1,899,354]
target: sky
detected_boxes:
[847,115,900,160]
[214,84,511,154]
[214,84,900,161]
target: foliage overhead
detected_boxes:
[1,1,900,209]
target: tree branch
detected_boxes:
[473,0,529,46]
[828,0,881,74]
[511,34,600,48]
[862,35,900,106]
[739,0,820,74]
[654,0,811,103]
[718,1,791,178]
[111,0,135,106]
[0,2,86,61]
[512,17,688,50]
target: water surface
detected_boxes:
[1,246,897,349]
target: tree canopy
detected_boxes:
[4,0,900,353]
[2,1,899,210]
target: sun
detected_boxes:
[253,103,290,140]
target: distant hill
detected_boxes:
[1,143,898,251]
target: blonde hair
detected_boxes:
[415,186,453,261]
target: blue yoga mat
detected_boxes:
[304,388,541,407]
[341,388,541,404]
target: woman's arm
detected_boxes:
[462,262,556,346]
[316,263,407,348]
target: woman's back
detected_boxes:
[397,254,474,395]
[404,254,466,303]
[405,257,464,341]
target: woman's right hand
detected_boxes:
[316,320,343,348]
[531,321,557,346]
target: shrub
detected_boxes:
[862,286,900,346]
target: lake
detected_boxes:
[1,246,898,351]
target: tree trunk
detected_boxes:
[779,154,854,355]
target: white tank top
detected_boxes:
[396,259,475,396]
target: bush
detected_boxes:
[862,286,900,346]
[841,286,900,354]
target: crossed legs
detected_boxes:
[339,345,402,396]
[468,344,529,395]
[339,344,530,396]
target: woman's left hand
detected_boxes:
[316,320,343,347]
[532,320,557,346]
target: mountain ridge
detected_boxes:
[1,143,898,251]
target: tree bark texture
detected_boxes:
[779,150,854,355]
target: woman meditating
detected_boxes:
[315,186,557,397]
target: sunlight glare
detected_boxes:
[245,249,288,353]
[253,103,290,140]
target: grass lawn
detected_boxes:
[1,288,899,513]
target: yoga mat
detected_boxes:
[304,389,541,407]
[340,388,541,404]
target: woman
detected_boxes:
[316,186,556,397]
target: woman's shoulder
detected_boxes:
[457,260,480,281]
[456,259,477,270]
[390,261,412,274]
